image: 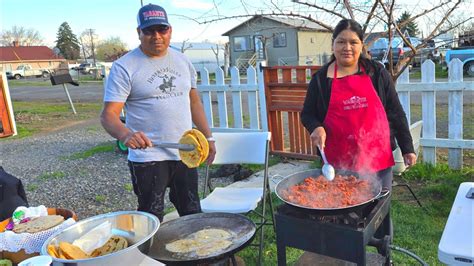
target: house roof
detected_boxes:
[222,15,330,36]
[0,46,64,62]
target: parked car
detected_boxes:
[5,64,51,79]
[73,63,100,74]
[445,47,474,77]
[369,37,422,67]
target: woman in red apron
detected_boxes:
[301,19,417,190]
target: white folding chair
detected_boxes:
[200,131,274,265]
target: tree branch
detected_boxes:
[423,0,462,42]
[343,0,355,20]
[291,0,346,20]
[361,0,380,34]
[201,13,335,31]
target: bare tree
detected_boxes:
[0,26,44,46]
[180,39,193,53]
[79,30,99,62]
[195,0,472,81]
[211,44,221,67]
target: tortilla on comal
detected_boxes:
[165,238,198,253]
[194,228,231,241]
[195,239,232,257]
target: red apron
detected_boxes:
[323,64,394,173]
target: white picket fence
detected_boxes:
[198,59,473,169]
[397,58,473,169]
[103,58,472,168]
[197,65,268,132]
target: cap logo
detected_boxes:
[143,10,166,21]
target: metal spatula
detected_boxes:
[318,145,335,181]
[153,142,195,151]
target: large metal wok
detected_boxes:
[275,169,390,213]
[146,212,256,265]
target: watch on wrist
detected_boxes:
[206,136,215,142]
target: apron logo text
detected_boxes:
[343,96,368,110]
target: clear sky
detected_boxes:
[1,0,469,49]
[0,0,248,49]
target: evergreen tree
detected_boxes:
[55,22,80,60]
[397,11,420,37]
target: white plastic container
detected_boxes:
[438,182,474,265]
[18,255,53,266]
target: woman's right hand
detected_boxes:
[310,126,327,149]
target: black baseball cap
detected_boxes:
[137,4,170,29]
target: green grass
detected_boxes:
[37,171,66,180]
[95,195,106,202]
[5,101,102,139]
[26,183,38,191]
[7,79,53,87]
[409,63,449,79]
[233,162,472,265]
[124,183,133,192]
[66,142,115,159]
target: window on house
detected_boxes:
[273,32,287,48]
[234,36,252,51]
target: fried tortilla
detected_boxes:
[59,241,89,260]
[188,129,209,164]
[90,235,128,257]
[179,129,209,168]
[47,244,60,258]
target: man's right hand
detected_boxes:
[121,131,152,149]
[310,126,327,150]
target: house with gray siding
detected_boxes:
[222,15,332,69]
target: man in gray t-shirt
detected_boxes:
[100,3,216,221]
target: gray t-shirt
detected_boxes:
[104,47,197,162]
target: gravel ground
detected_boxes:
[0,119,233,220]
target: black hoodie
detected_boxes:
[301,58,415,155]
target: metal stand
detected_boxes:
[276,197,392,266]
[50,73,79,115]
[392,181,423,208]
[61,83,76,115]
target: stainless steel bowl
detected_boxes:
[40,211,159,266]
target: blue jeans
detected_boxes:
[128,160,201,221]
